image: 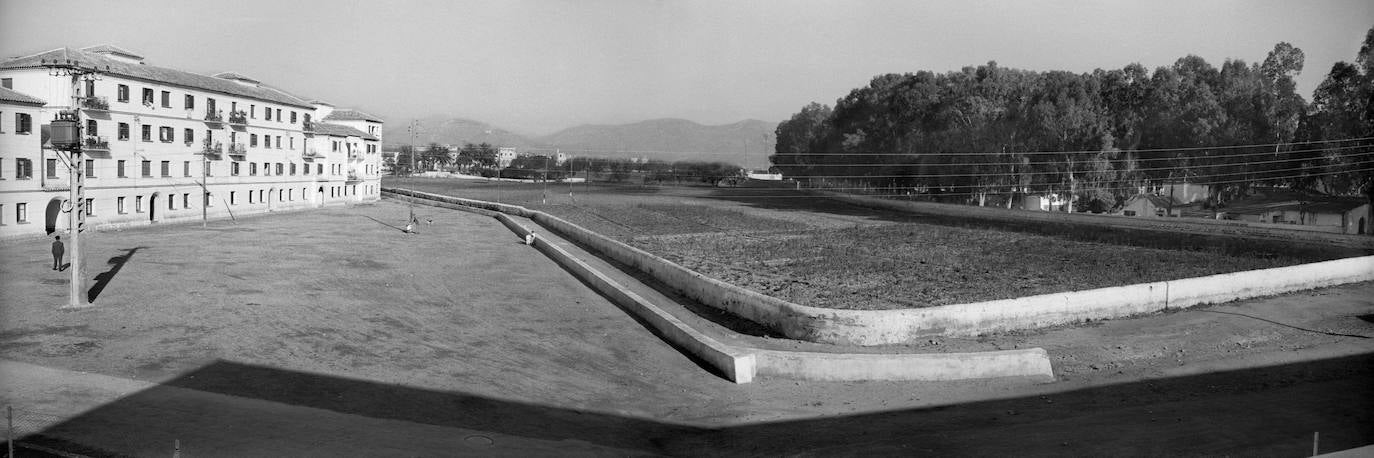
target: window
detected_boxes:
[85,198,93,216]
[183,193,190,209]
[85,159,95,178]
[15,158,32,179]
[86,119,98,136]
[250,134,257,147]
[141,88,154,105]
[290,111,297,123]
[184,128,194,144]
[261,162,270,175]
[184,94,194,110]
[135,196,143,213]
[118,197,126,214]
[275,109,281,121]
[46,158,57,178]
[250,162,257,176]
[15,113,31,134]
[229,191,236,205]
[205,192,212,207]
[17,202,27,223]
[303,163,309,175]
[118,123,130,140]
[204,161,212,177]
[276,136,282,149]
[161,90,171,108]
[141,160,151,177]
[250,104,256,118]
[231,162,240,176]
[117,84,129,102]
[249,191,254,204]
[184,161,191,177]
[207,97,216,112]
[265,107,272,121]
[117,160,126,178]
[332,140,339,152]
[317,164,322,175]
[160,161,170,177]
[159,126,173,143]
[168,195,174,210]
[275,163,283,175]
[141,125,152,142]
[289,137,294,149]
[289,163,296,175]
[263,136,270,149]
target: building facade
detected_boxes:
[0,45,383,239]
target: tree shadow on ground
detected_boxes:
[24,352,1374,456]
[88,247,148,303]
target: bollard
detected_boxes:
[1312,431,1318,456]
[174,438,181,458]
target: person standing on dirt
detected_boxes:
[52,235,65,270]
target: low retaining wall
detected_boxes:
[754,348,1054,382]
[383,187,1374,347]
[385,188,1055,382]
[498,212,756,384]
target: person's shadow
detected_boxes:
[88,247,147,302]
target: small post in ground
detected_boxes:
[8,405,14,458]
[1312,431,1318,456]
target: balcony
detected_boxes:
[345,172,362,183]
[228,142,247,159]
[83,135,110,154]
[227,110,248,127]
[202,140,224,158]
[204,109,225,128]
[301,120,315,135]
[79,96,110,112]
[302,148,324,159]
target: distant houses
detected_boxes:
[1218,188,1370,235]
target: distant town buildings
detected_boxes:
[0,45,383,239]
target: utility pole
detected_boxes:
[43,59,106,308]
[407,119,420,175]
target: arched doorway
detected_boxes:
[317,186,325,207]
[267,187,276,212]
[149,193,159,222]
[45,198,63,235]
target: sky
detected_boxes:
[2,0,1372,136]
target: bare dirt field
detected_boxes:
[385,177,1362,309]
[0,200,1371,456]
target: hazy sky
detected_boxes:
[2,1,1371,135]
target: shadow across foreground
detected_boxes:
[25,353,1374,456]
[87,247,147,303]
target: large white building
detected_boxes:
[0,45,383,239]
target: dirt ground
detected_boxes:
[387,178,1358,310]
[0,199,1372,456]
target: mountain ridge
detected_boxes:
[385,116,778,168]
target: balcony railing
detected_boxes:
[79,96,109,111]
[345,172,362,183]
[83,135,110,152]
[227,110,248,126]
[202,140,224,157]
[204,109,225,127]
[228,143,247,157]
[301,120,315,133]
[303,148,323,159]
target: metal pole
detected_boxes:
[202,149,208,228]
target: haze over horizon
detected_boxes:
[2,0,1371,136]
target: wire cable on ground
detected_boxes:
[1193,309,1371,339]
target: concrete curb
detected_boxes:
[383,189,1057,383]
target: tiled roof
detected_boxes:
[211,72,259,84]
[323,108,383,123]
[0,47,313,108]
[314,122,378,141]
[1127,194,1174,209]
[0,86,46,105]
[80,44,143,60]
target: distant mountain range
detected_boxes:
[386,117,778,169]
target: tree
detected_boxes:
[420,143,451,171]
